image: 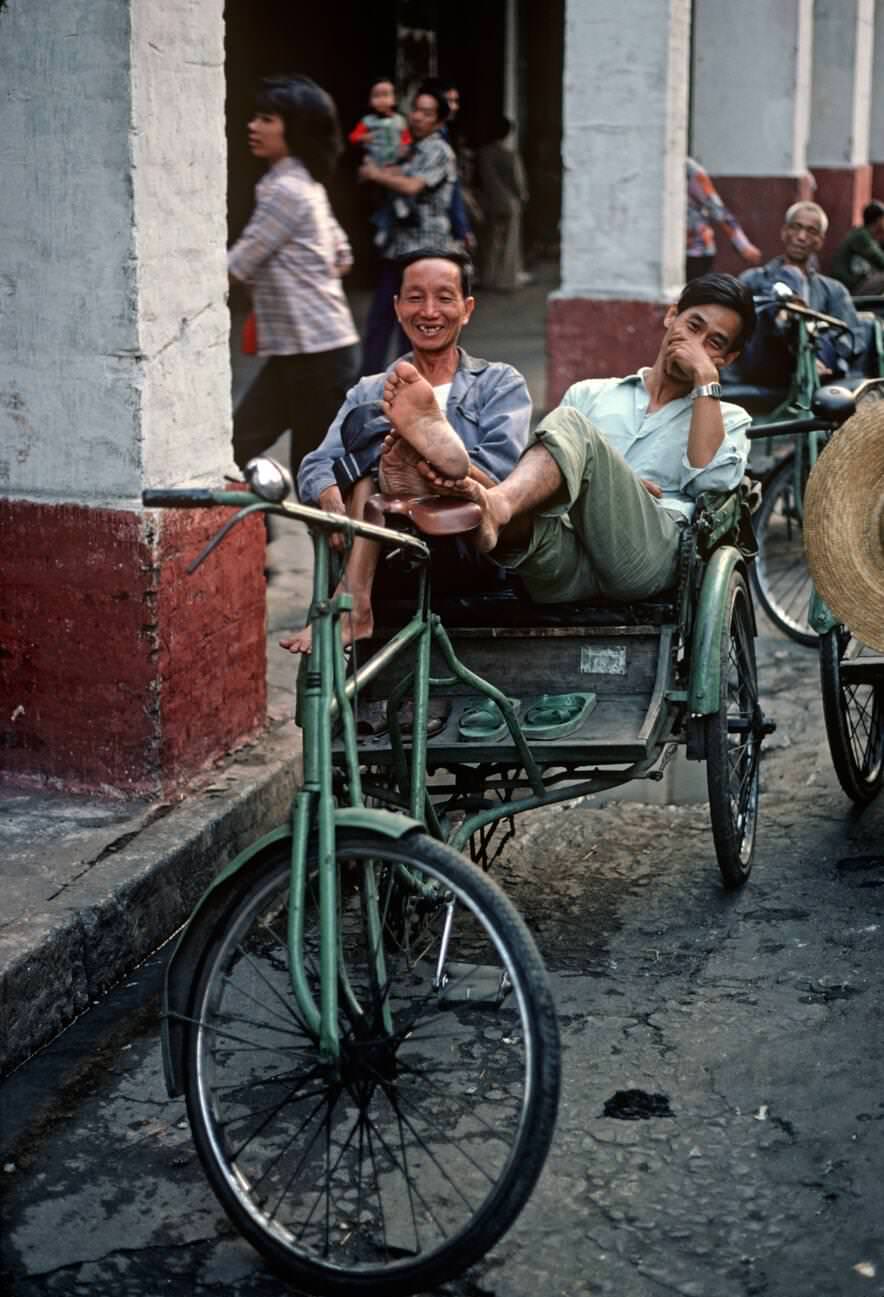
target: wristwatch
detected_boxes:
[690,382,722,401]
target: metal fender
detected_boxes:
[808,589,838,636]
[688,546,753,716]
[161,809,423,1096]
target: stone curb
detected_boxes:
[0,729,303,1077]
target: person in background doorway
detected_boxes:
[438,77,480,254]
[686,156,762,281]
[478,115,531,291]
[228,75,359,486]
[831,200,884,296]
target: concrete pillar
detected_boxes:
[0,0,266,794]
[871,0,884,196]
[691,0,815,273]
[547,0,691,404]
[808,0,875,256]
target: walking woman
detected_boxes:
[229,76,360,485]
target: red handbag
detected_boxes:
[241,311,258,355]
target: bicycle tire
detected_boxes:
[819,626,884,804]
[183,829,560,1297]
[750,453,817,646]
[705,571,761,887]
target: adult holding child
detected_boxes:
[358,82,460,374]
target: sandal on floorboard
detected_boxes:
[521,692,597,741]
[458,697,520,743]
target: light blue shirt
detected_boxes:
[560,369,751,521]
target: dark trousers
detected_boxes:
[685,254,715,282]
[361,260,410,375]
[233,344,359,490]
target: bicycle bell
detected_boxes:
[244,456,294,502]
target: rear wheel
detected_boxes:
[183,830,560,1297]
[750,453,817,646]
[705,572,762,888]
[819,626,884,804]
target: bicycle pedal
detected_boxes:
[436,962,511,1005]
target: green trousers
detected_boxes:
[503,406,684,603]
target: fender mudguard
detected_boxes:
[161,808,423,1096]
[688,546,755,717]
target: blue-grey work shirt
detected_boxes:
[297,349,532,504]
[560,369,751,521]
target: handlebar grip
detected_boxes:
[142,488,217,508]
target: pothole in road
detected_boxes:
[603,1088,673,1120]
[836,856,884,886]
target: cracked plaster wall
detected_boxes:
[0,0,233,507]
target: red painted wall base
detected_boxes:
[1,500,267,795]
[547,296,669,407]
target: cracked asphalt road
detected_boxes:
[2,622,883,1297]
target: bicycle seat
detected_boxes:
[364,493,481,537]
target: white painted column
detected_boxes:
[692,0,813,180]
[0,0,265,793]
[0,0,233,506]
[808,0,875,245]
[689,0,814,270]
[871,0,884,192]
[559,0,690,302]
[549,0,690,402]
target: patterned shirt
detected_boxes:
[686,157,755,260]
[561,370,750,521]
[228,157,358,357]
[385,131,458,260]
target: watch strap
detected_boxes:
[690,382,722,401]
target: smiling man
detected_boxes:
[286,249,531,653]
[381,273,756,605]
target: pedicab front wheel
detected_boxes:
[705,572,761,888]
[182,829,560,1297]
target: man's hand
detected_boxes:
[665,331,720,388]
[318,484,348,551]
[640,479,663,498]
[358,160,382,184]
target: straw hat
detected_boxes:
[803,397,884,651]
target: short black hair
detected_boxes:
[395,248,474,298]
[414,78,451,123]
[255,75,342,184]
[862,200,884,226]
[675,272,756,350]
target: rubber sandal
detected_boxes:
[398,697,452,738]
[458,697,520,743]
[521,692,596,740]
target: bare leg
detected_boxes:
[280,477,379,655]
[424,443,563,554]
[381,361,470,478]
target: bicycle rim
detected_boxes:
[820,627,884,804]
[751,455,817,645]
[184,830,560,1296]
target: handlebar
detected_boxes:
[746,416,832,441]
[142,487,431,559]
[753,292,850,335]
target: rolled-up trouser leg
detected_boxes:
[504,406,683,603]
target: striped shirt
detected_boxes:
[228,157,358,357]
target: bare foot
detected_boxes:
[381,362,470,478]
[377,435,432,497]
[430,474,513,554]
[279,602,374,655]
